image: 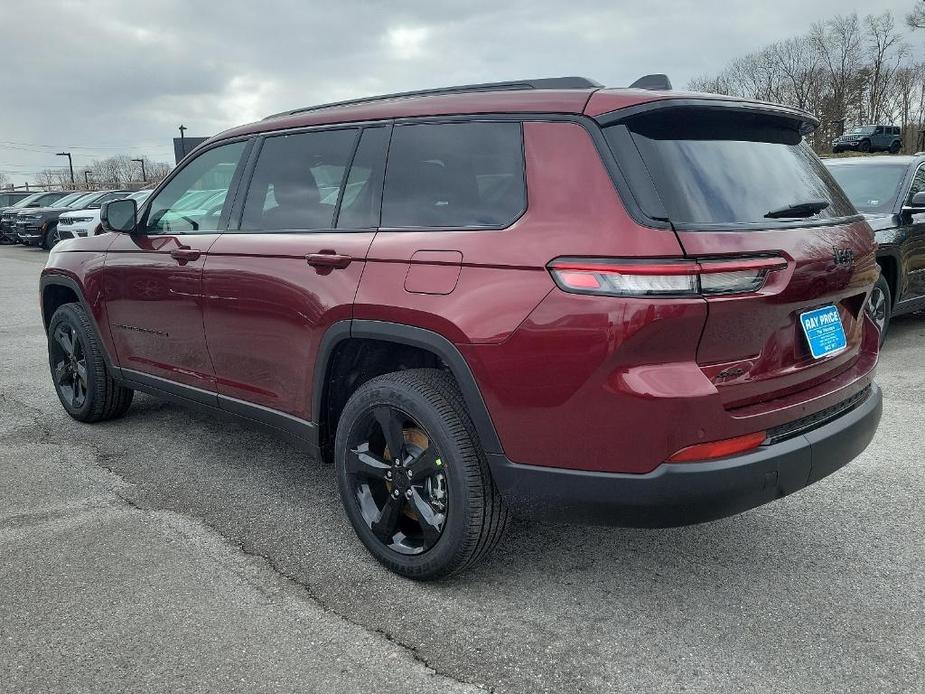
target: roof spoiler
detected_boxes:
[628,74,672,91]
[265,76,604,120]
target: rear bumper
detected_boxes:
[489,383,882,527]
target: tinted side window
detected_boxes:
[337,127,389,229]
[146,141,246,234]
[241,129,358,231]
[381,122,525,228]
[908,165,925,201]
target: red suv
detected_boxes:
[41,76,882,579]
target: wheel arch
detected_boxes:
[314,320,503,459]
[40,273,119,374]
[876,252,899,307]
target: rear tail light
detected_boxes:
[548,257,787,297]
[667,431,766,462]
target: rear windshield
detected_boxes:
[607,109,856,228]
[824,163,907,214]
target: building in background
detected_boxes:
[173,136,210,164]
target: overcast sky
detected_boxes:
[1,0,921,184]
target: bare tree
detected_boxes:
[908,1,925,29]
[810,13,864,135]
[865,12,907,124]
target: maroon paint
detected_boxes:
[41,89,880,480]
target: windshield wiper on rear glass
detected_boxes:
[765,199,830,219]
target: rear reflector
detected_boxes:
[667,431,767,462]
[549,257,786,297]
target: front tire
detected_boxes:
[867,275,891,346]
[335,369,508,580]
[859,139,871,153]
[48,303,134,422]
[43,225,62,250]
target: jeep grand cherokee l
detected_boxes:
[40,76,882,579]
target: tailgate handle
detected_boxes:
[170,247,201,262]
[306,251,352,269]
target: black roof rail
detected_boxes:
[264,76,603,120]
[628,74,672,91]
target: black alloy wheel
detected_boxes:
[50,321,88,410]
[43,225,62,250]
[335,369,508,579]
[867,275,891,345]
[47,303,134,422]
[345,404,448,555]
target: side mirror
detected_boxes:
[902,191,925,213]
[100,199,137,233]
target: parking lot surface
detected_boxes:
[1,244,923,693]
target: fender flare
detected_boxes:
[314,319,504,454]
[39,273,120,375]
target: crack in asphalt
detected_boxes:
[0,402,490,693]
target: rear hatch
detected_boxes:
[603,104,878,410]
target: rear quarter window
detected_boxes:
[381,121,525,229]
[606,109,856,228]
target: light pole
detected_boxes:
[178,124,187,158]
[131,158,147,182]
[56,152,75,186]
[84,171,93,189]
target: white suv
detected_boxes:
[57,190,150,239]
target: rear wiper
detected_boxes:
[765,200,830,219]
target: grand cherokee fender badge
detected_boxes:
[115,323,169,337]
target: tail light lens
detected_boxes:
[549,257,787,297]
[667,431,767,462]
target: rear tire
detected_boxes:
[890,141,901,154]
[48,303,134,422]
[867,275,891,346]
[335,368,508,580]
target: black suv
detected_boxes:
[0,191,72,244]
[16,190,131,249]
[832,125,902,154]
[825,155,925,339]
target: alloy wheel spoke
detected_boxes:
[374,405,406,462]
[409,489,444,542]
[54,360,69,385]
[75,361,87,385]
[371,494,403,542]
[346,443,392,480]
[55,327,74,356]
[406,447,440,480]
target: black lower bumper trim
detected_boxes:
[488,383,882,527]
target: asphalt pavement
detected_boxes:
[1,244,923,693]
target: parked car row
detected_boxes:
[0,188,151,249]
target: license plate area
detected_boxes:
[800,305,847,359]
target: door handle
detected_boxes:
[306,251,352,269]
[170,247,201,262]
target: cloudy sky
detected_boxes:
[1,0,921,185]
